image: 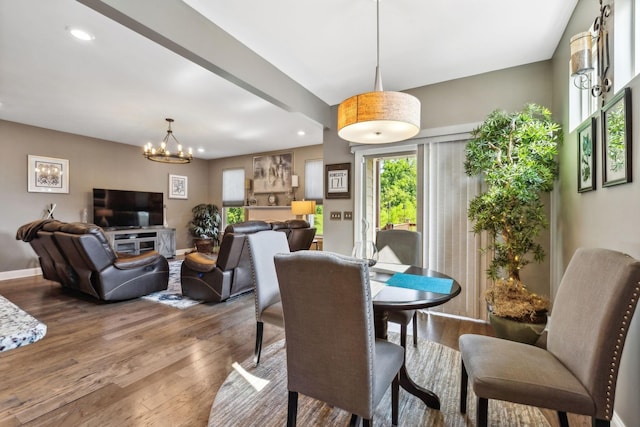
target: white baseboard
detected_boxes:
[0,267,42,282]
[612,411,625,427]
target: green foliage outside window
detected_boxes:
[379,158,417,227]
[313,205,323,235]
[225,207,245,226]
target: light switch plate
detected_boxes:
[330,211,342,220]
[343,211,353,220]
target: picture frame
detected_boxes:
[28,155,69,193]
[252,153,293,194]
[602,87,632,187]
[325,163,351,199]
[169,174,188,199]
[577,116,596,193]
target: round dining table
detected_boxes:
[370,265,462,410]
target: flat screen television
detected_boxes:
[93,188,163,229]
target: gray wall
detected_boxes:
[552,1,640,425]
[1,120,210,272]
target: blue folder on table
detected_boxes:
[386,273,453,294]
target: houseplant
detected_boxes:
[464,104,562,342]
[188,203,222,253]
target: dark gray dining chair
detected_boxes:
[376,229,422,347]
[275,251,405,427]
[460,247,640,427]
[247,230,290,365]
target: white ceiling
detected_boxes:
[0,0,577,160]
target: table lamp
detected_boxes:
[291,200,315,221]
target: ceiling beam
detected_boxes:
[77,0,331,128]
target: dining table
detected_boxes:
[369,262,462,410]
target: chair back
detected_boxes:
[376,229,422,266]
[274,251,377,417]
[547,247,640,421]
[247,230,290,319]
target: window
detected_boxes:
[222,168,245,229]
[304,159,323,232]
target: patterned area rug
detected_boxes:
[141,259,203,309]
[0,295,47,352]
[208,333,551,426]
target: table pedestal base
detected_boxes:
[374,308,440,410]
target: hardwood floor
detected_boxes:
[0,275,591,426]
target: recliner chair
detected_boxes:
[181,221,272,302]
[17,220,169,301]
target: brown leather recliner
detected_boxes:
[181,221,272,302]
[17,219,169,301]
[285,219,316,251]
[180,219,316,302]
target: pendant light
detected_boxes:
[337,0,421,144]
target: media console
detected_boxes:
[103,228,176,259]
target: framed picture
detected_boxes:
[577,117,596,193]
[169,174,188,199]
[28,155,69,193]
[325,163,351,199]
[602,87,632,187]
[253,153,293,193]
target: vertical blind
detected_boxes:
[222,168,245,207]
[426,139,489,319]
[304,159,323,202]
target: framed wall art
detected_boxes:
[577,116,596,193]
[601,87,632,187]
[28,155,69,193]
[325,163,351,199]
[169,174,188,199]
[252,153,293,193]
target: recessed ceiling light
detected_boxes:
[297,130,306,136]
[197,148,205,153]
[66,26,95,41]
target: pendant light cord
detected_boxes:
[374,0,383,91]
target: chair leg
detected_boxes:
[349,414,359,426]
[287,391,298,427]
[400,323,408,349]
[592,419,610,427]
[391,374,400,426]
[254,321,264,365]
[558,411,569,427]
[460,361,468,414]
[412,312,418,346]
[477,398,488,427]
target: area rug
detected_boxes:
[0,295,47,352]
[141,259,203,309]
[208,333,551,426]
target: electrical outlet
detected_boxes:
[343,211,353,220]
[330,211,342,220]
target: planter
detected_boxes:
[488,312,546,345]
[194,238,214,254]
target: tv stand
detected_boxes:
[103,228,175,259]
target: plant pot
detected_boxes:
[488,312,546,345]
[194,238,214,254]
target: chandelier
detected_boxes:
[337,0,421,144]
[143,118,193,164]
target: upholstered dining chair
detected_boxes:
[247,230,290,365]
[274,251,405,427]
[459,247,640,427]
[376,229,422,347]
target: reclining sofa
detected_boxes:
[181,219,316,302]
[16,219,169,301]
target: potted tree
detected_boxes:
[464,104,562,343]
[188,203,221,253]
